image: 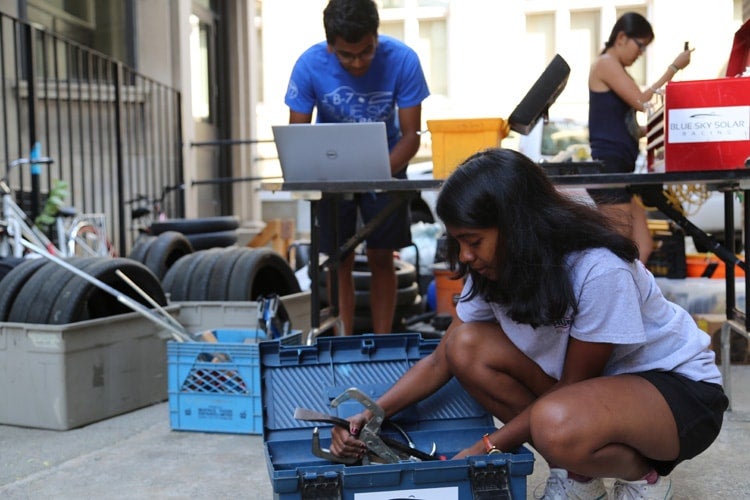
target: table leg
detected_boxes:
[309,199,320,332]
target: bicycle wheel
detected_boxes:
[69,222,116,257]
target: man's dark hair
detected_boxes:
[323,0,379,45]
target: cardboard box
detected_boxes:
[694,312,750,364]
[262,334,534,499]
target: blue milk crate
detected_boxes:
[168,328,267,434]
[261,334,535,499]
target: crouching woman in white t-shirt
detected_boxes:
[329,147,727,500]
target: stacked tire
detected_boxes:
[128,231,194,280]
[0,256,166,324]
[319,254,422,333]
[150,216,239,251]
[162,247,301,302]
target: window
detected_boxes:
[379,0,448,95]
[567,10,599,107]
[525,13,555,68]
[189,14,213,122]
[27,0,133,66]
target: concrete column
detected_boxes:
[226,0,265,240]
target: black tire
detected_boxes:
[353,294,423,333]
[185,248,225,301]
[160,252,190,299]
[150,216,239,236]
[0,258,48,322]
[0,257,25,282]
[47,258,166,324]
[206,247,246,300]
[185,230,238,251]
[227,247,301,301]
[128,235,156,263]
[8,257,96,323]
[162,251,205,302]
[319,282,420,309]
[355,282,419,308]
[14,257,102,324]
[287,241,311,271]
[143,230,194,280]
[318,255,417,291]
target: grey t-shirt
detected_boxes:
[456,247,721,385]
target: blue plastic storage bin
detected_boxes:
[168,328,266,434]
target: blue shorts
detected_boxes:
[317,191,412,255]
[635,370,728,476]
[586,156,635,205]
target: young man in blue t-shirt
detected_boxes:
[284,0,430,335]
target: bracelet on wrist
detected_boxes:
[482,433,503,455]
[669,64,679,73]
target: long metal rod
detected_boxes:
[115,269,190,337]
[20,238,193,342]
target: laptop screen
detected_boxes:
[272,122,392,182]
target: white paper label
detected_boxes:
[668,106,750,143]
[354,486,459,500]
[28,332,61,348]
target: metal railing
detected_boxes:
[0,12,183,257]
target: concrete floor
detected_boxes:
[1,365,749,499]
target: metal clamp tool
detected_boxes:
[330,387,401,464]
[294,387,440,465]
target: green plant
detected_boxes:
[34,179,69,233]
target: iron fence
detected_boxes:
[0,13,183,257]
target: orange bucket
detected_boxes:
[433,267,465,318]
[685,253,745,279]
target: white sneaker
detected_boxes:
[534,468,608,500]
[611,475,673,500]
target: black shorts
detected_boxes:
[317,191,412,255]
[586,156,635,205]
[635,370,728,476]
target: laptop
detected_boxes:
[272,122,392,182]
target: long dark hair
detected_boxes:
[435,148,639,327]
[602,12,654,54]
[323,0,379,45]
